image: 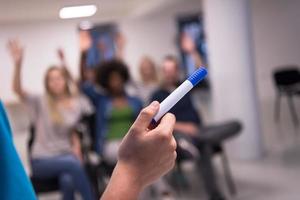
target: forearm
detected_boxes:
[191,51,203,67]
[12,63,26,99]
[101,162,143,200]
[79,51,88,83]
[71,133,83,161]
[174,122,199,135]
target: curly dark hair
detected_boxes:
[96,59,130,90]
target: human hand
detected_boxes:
[79,30,92,52]
[57,48,65,62]
[71,132,83,163]
[7,39,23,66]
[117,101,177,189]
[180,33,196,54]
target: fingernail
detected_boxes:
[150,101,159,108]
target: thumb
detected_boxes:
[130,101,159,134]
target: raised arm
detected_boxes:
[181,33,204,68]
[115,32,126,61]
[57,48,79,95]
[79,30,92,84]
[8,39,27,100]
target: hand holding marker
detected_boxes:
[151,67,208,126]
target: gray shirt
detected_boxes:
[25,94,93,159]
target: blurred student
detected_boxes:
[151,55,225,200]
[8,40,95,200]
[82,59,174,199]
[151,55,201,135]
[81,60,143,163]
[135,56,159,104]
[101,101,177,200]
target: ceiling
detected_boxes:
[0,0,185,23]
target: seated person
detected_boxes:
[151,55,226,200]
[81,60,143,163]
[151,55,201,136]
[8,40,95,200]
[82,60,173,198]
[101,101,177,200]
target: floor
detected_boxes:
[34,153,300,200]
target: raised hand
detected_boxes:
[57,48,65,63]
[7,39,23,66]
[180,33,196,54]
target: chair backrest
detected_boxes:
[76,113,97,151]
[27,125,35,159]
[273,67,300,87]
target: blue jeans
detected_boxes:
[31,154,94,200]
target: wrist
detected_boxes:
[115,161,145,190]
[102,161,144,200]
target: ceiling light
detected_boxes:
[59,5,97,19]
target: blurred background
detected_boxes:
[0,0,300,199]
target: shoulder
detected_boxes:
[151,88,169,100]
[128,96,143,106]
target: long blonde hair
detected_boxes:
[44,66,76,124]
[139,56,158,83]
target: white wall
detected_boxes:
[203,0,264,159]
[0,21,79,102]
[251,0,300,152]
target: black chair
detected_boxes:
[273,67,300,127]
[172,120,242,200]
[75,113,111,198]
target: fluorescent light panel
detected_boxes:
[59,5,97,19]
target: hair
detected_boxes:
[44,66,75,124]
[96,59,130,92]
[163,55,179,69]
[139,56,158,83]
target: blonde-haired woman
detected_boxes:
[8,40,94,200]
[136,56,159,104]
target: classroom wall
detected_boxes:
[251,0,300,151]
[0,21,79,102]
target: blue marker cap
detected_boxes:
[187,67,207,86]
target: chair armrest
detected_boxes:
[196,120,242,144]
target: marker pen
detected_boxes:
[152,67,207,124]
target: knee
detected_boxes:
[65,156,85,173]
[59,173,74,191]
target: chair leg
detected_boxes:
[287,95,299,127]
[199,144,225,200]
[220,150,237,196]
[274,92,281,122]
[170,163,185,196]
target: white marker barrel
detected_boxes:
[153,80,193,122]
